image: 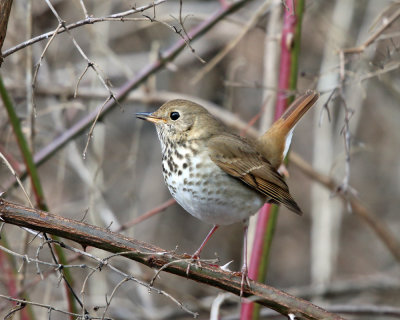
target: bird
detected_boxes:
[136,91,319,294]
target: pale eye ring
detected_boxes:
[170,111,180,120]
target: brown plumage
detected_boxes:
[137,91,319,293]
[257,91,320,169]
[137,91,319,220]
[208,133,302,215]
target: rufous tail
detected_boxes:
[257,90,319,169]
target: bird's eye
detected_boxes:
[170,111,180,120]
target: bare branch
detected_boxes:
[0,198,343,320]
[342,6,400,54]
[1,0,167,58]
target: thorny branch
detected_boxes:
[0,236,198,317]
[53,241,199,317]
[1,1,398,316]
[3,83,400,264]
[0,243,90,272]
[0,198,343,320]
[0,4,254,315]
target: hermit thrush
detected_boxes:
[137,91,319,293]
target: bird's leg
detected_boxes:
[240,220,251,296]
[186,225,219,276]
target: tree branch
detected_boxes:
[0,198,343,320]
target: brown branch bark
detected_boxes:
[0,0,13,66]
[0,198,343,320]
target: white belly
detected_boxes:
[162,147,264,225]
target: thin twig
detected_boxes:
[0,199,344,320]
[342,7,400,54]
[101,278,130,320]
[74,61,91,98]
[0,151,33,207]
[0,244,90,270]
[1,0,167,58]
[32,24,62,91]
[0,294,110,320]
[192,0,272,84]
[82,95,113,159]
[44,0,119,157]
[290,152,400,262]
[51,240,199,317]
[78,0,89,19]
[117,198,176,231]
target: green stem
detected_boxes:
[256,205,279,283]
[0,74,78,317]
[289,0,305,92]
[0,75,45,208]
[252,205,279,319]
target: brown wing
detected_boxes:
[208,134,302,215]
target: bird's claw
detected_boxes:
[186,254,202,276]
[240,265,251,297]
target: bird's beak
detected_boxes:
[136,112,165,124]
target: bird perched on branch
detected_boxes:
[137,90,319,295]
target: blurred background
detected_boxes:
[0,0,400,319]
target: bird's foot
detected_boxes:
[186,253,202,276]
[240,264,251,297]
[277,163,290,177]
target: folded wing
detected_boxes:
[208,134,302,215]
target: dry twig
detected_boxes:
[0,198,343,320]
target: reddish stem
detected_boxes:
[247,204,271,279]
[276,2,296,117]
[117,198,176,231]
[241,1,296,319]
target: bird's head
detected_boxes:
[136,99,223,147]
